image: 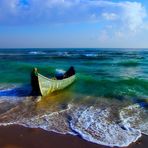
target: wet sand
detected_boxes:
[0,125,147,148]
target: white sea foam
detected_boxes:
[0,122,16,126]
[15,103,75,135]
[0,100,147,147]
[57,52,70,57]
[0,103,75,135]
[120,104,148,135]
[83,53,98,57]
[70,105,141,147]
[29,51,46,55]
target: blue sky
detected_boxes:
[0,0,148,48]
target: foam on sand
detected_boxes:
[0,95,147,147]
[70,105,141,147]
[120,104,148,135]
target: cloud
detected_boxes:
[98,30,109,43]
[102,12,118,21]
[119,1,147,32]
[0,0,147,33]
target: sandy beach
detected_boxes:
[0,125,147,148]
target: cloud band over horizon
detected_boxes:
[0,0,148,48]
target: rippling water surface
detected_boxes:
[0,48,148,147]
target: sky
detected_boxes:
[0,0,148,48]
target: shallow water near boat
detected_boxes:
[0,48,148,147]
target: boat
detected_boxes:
[31,66,76,96]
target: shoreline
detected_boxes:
[0,125,147,148]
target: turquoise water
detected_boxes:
[0,48,148,147]
[1,48,148,98]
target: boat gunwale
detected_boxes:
[37,73,76,82]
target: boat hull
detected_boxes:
[37,73,76,96]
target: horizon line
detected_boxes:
[0,47,148,49]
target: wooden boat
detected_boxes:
[31,67,76,96]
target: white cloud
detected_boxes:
[119,1,147,32]
[100,1,147,32]
[98,30,109,43]
[115,31,124,38]
[0,0,147,33]
[102,12,118,20]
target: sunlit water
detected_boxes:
[0,48,148,147]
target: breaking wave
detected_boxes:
[28,51,46,55]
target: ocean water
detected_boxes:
[0,48,148,147]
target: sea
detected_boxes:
[0,48,148,147]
